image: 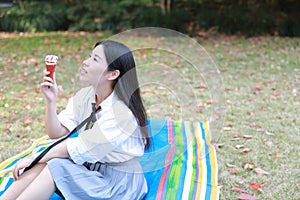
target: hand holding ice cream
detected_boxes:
[41,55,59,103]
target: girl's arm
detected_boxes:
[39,140,69,163]
[44,100,69,139]
[13,141,69,180]
[41,71,69,139]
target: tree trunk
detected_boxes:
[17,0,24,10]
[161,0,166,15]
[166,0,171,13]
[161,0,172,15]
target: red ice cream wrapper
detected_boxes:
[45,55,58,79]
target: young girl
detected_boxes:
[0,40,150,200]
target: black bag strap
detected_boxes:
[24,103,101,172]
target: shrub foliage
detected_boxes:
[0,0,299,36]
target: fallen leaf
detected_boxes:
[142,89,155,95]
[269,152,282,158]
[249,122,256,127]
[235,144,244,149]
[75,55,82,62]
[214,143,225,148]
[5,122,11,129]
[218,184,225,190]
[3,122,11,133]
[44,38,50,45]
[250,183,263,193]
[220,67,227,72]
[265,131,274,136]
[36,116,45,121]
[16,132,26,138]
[252,84,264,94]
[35,87,41,93]
[238,193,257,200]
[243,162,255,171]
[243,135,253,139]
[226,163,237,168]
[198,83,207,89]
[292,88,297,96]
[261,181,268,187]
[241,148,251,154]
[247,111,255,116]
[264,140,273,146]
[24,116,32,124]
[232,134,242,141]
[35,66,40,72]
[232,186,247,193]
[254,168,270,175]
[229,168,239,174]
[26,102,33,110]
[256,128,264,132]
[206,100,213,104]
[223,126,232,131]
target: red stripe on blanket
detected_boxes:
[156,120,176,200]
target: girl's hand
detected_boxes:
[13,156,34,180]
[40,70,58,103]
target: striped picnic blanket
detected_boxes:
[0,119,219,199]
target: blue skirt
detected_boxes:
[47,158,147,200]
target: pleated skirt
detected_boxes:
[47,158,147,200]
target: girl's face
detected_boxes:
[80,45,110,87]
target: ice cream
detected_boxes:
[45,55,58,79]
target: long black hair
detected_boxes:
[94,40,150,149]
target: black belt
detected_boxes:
[83,161,104,172]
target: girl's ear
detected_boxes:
[108,70,120,81]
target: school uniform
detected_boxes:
[47,86,148,200]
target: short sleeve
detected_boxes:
[57,97,79,131]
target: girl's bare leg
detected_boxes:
[17,164,55,200]
[0,163,46,200]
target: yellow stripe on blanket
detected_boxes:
[0,136,53,176]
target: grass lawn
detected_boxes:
[0,31,299,199]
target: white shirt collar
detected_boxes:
[99,91,115,111]
[89,88,117,113]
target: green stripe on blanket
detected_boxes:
[0,119,219,200]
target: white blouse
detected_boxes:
[57,86,146,164]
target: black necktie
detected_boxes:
[85,103,98,130]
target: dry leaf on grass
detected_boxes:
[238,193,257,200]
[254,168,270,175]
[250,183,264,193]
[232,186,247,193]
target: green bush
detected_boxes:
[0,1,69,32]
[0,0,300,36]
[194,1,277,36]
